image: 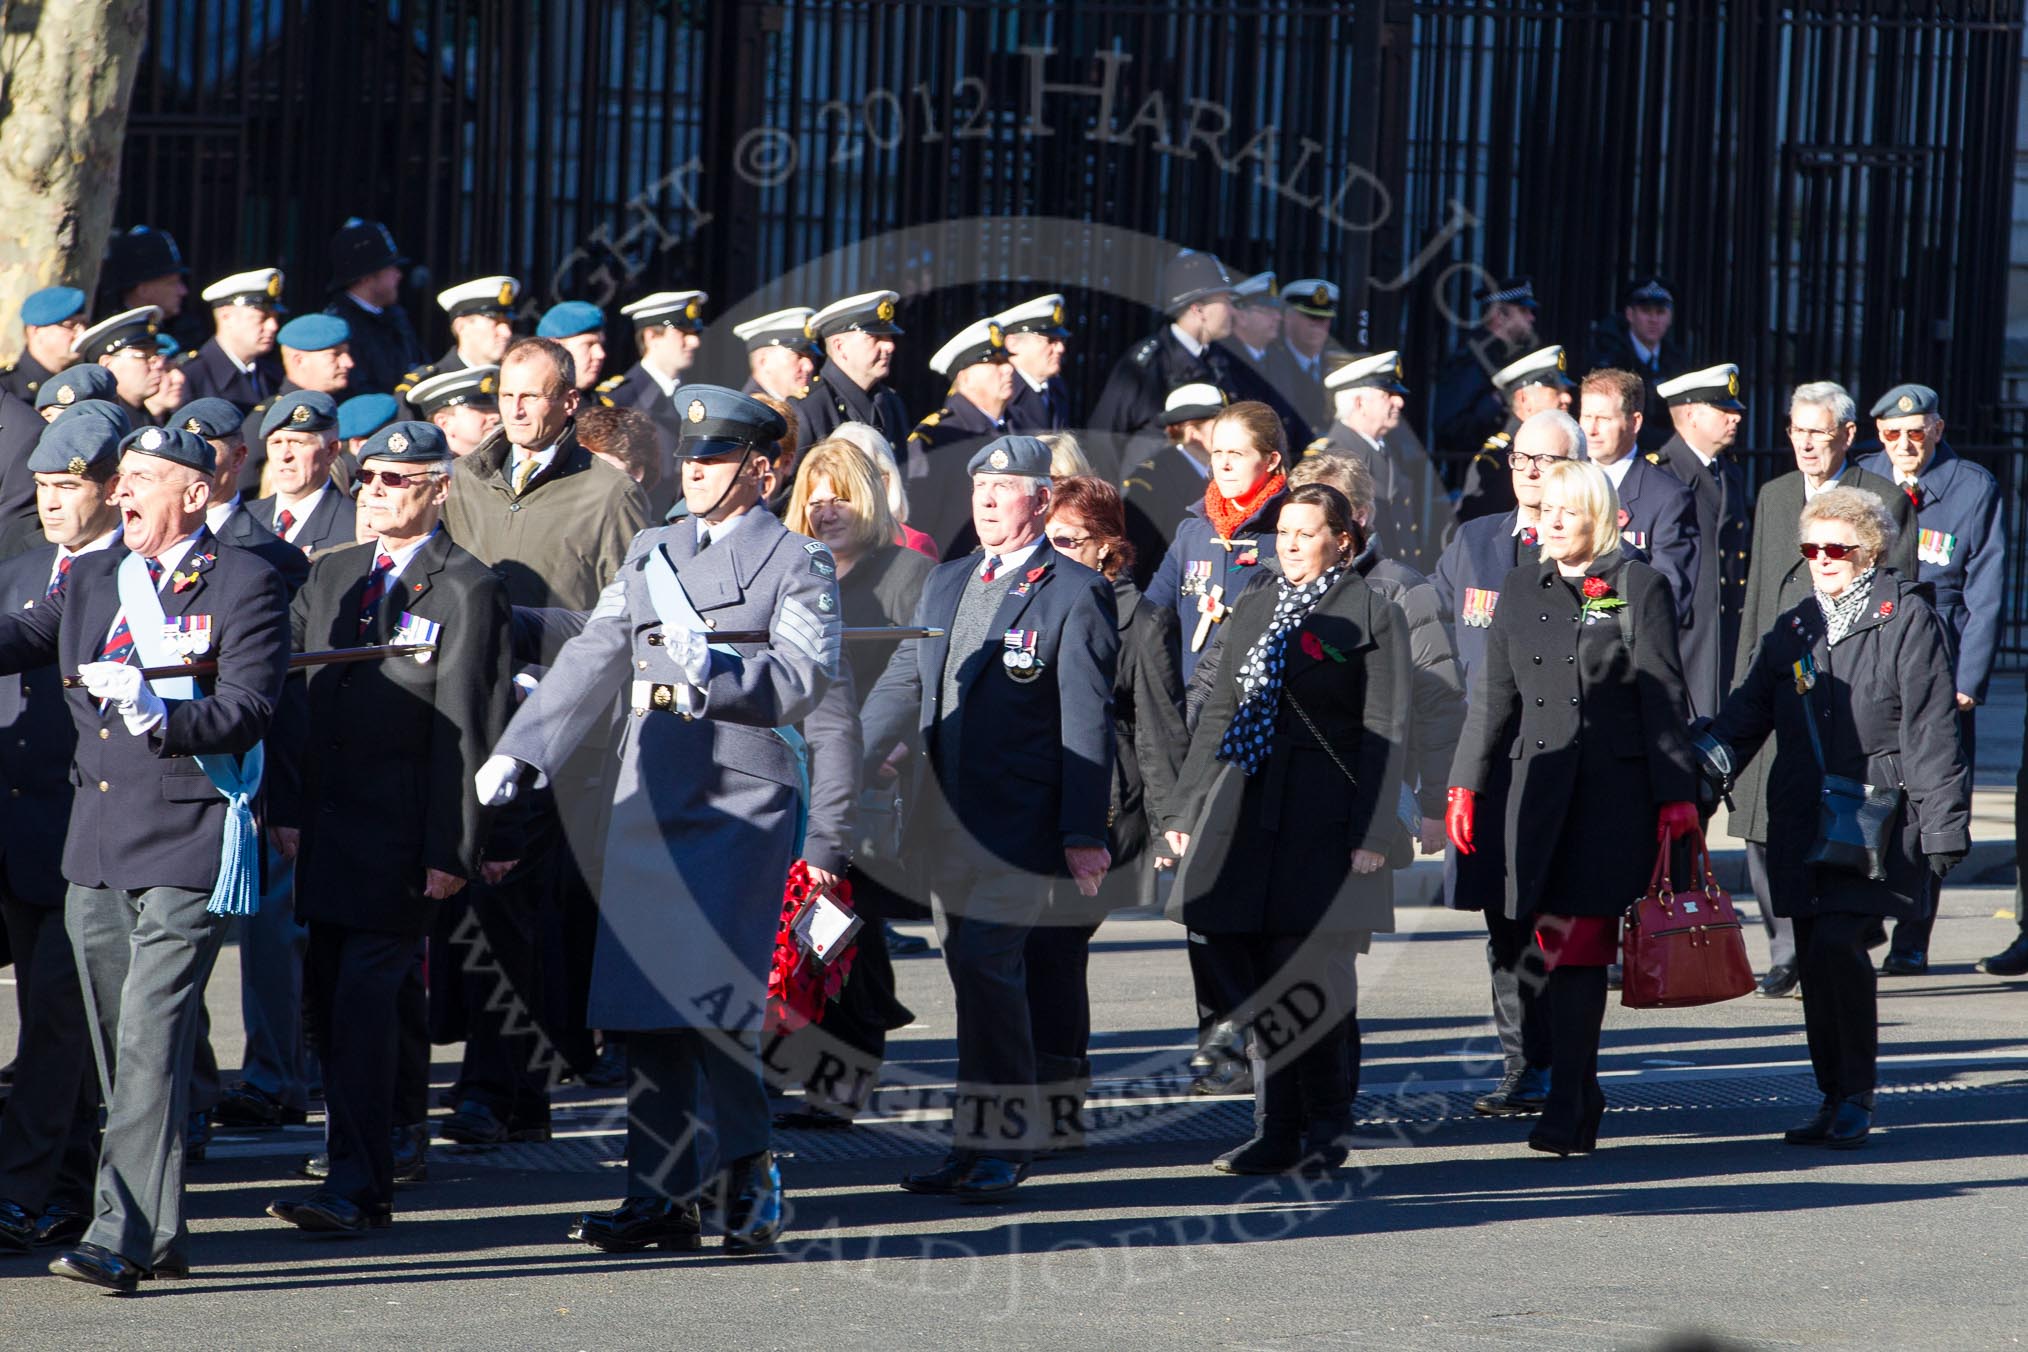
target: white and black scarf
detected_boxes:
[1217,566,1342,775]
[1816,566,1878,646]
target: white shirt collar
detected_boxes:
[51,529,119,587]
[1169,323,1205,359]
[978,539,1042,579]
[695,508,756,551]
[511,436,564,478]
[150,532,202,580]
[1632,338,1658,366]
[1598,454,1633,489]
[374,527,438,582]
[1242,342,1266,363]
[1017,367,1049,394]
[273,484,328,541]
[204,495,244,533]
[641,357,681,398]
[346,291,384,316]
[1685,444,1716,470]
[1174,445,1211,480]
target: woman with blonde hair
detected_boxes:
[833,421,938,560]
[1448,453,1700,1156]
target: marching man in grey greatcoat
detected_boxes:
[476,386,840,1256]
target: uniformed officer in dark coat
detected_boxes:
[0,414,124,1254]
[405,365,500,460]
[595,290,709,464]
[414,276,521,386]
[1728,380,1918,986]
[264,420,515,1234]
[71,306,166,430]
[178,397,312,598]
[0,424,289,1291]
[732,306,818,402]
[247,391,358,556]
[903,316,1012,552]
[1455,343,1575,524]
[483,387,837,1255]
[1856,382,2003,973]
[1089,250,1311,474]
[1702,486,1970,1148]
[1431,275,1541,469]
[1313,350,1416,557]
[789,290,911,453]
[238,313,357,496]
[1577,366,1700,633]
[322,219,425,402]
[177,269,285,410]
[995,293,1074,436]
[1270,277,1349,432]
[1122,383,1225,591]
[0,285,88,405]
[1647,363,1753,717]
[1583,277,1693,452]
[861,434,1118,1201]
[1430,411,1582,1114]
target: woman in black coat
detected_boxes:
[1701,486,1970,1149]
[769,437,934,1126]
[1448,451,1700,1156]
[1023,476,1190,1146]
[1165,482,1411,1175]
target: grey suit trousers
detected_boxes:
[66,883,229,1266]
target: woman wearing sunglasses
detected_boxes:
[1448,447,1701,1157]
[1696,487,1970,1149]
[1024,475,1189,1152]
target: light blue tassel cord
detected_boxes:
[196,743,264,916]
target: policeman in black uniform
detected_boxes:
[97,226,194,348]
[323,219,425,402]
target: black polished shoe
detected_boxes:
[1784,1096,1839,1145]
[1978,933,2028,977]
[1756,962,1801,998]
[0,1197,35,1253]
[899,1154,969,1195]
[48,1241,144,1293]
[268,1189,390,1234]
[1473,1066,1549,1116]
[1879,950,1929,977]
[214,1081,308,1130]
[883,922,930,956]
[439,1099,551,1145]
[720,1149,785,1250]
[1825,1094,1874,1149]
[391,1122,430,1183]
[952,1156,1029,1203]
[1213,1130,1304,1175]
[566,1196,702,1253]
[581,1042,629,1089]
[31,1203,89,1249]
[185,1110,210,1164]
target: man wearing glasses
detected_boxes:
[264,420,515,1235]
[72,307,165,429]
[1855,383,2005,975]
[1431,409,1588,1118]
[1727,380,1914,998]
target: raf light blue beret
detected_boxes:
[337,392,400,441]
[537,301,605,339]
[21,286,87,328]
[277,313,350,352]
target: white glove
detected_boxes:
[673,628,711,685]
[476,754,528,807]
[79,661,167,736]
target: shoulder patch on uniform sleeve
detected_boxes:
[588,575,628,622]
[777,593,842,675]
[803,539,837,577]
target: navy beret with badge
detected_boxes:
[359,420,450,464]
[966,433,1051,478]
[42,398,131,443]
[29,406,124,476]
[21,286,87,328]
[1869,383,1939,419]
[36,363,118,411]
[171,396,248,441]
[260,389,339,441]
[674,384,788,459]
[119,424,216,475]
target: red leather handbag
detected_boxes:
[1621,826,1756,1009]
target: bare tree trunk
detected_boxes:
[0,0,150,361]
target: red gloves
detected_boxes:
[1446,786,1476,855]
[1656,800,1700,841]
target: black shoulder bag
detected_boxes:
[1795,657,1901,882]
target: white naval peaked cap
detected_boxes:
[621,290,709,328]
[928,318,1007,377]
[436,276,521,316]
[201,268,284,308]
[1491,344,1573,393]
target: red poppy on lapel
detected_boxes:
[1300,631,1324,660]
[1582,576,1610,600]
[1617,508,1630,529]
[1025,565,1046,583]
[1878,600,1894,617]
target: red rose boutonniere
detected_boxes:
[1299,630,1347,663]
[1578,576,1627,625]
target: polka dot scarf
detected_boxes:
[1217,566,1343,775]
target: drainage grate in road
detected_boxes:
[447,1068,2028,1172]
